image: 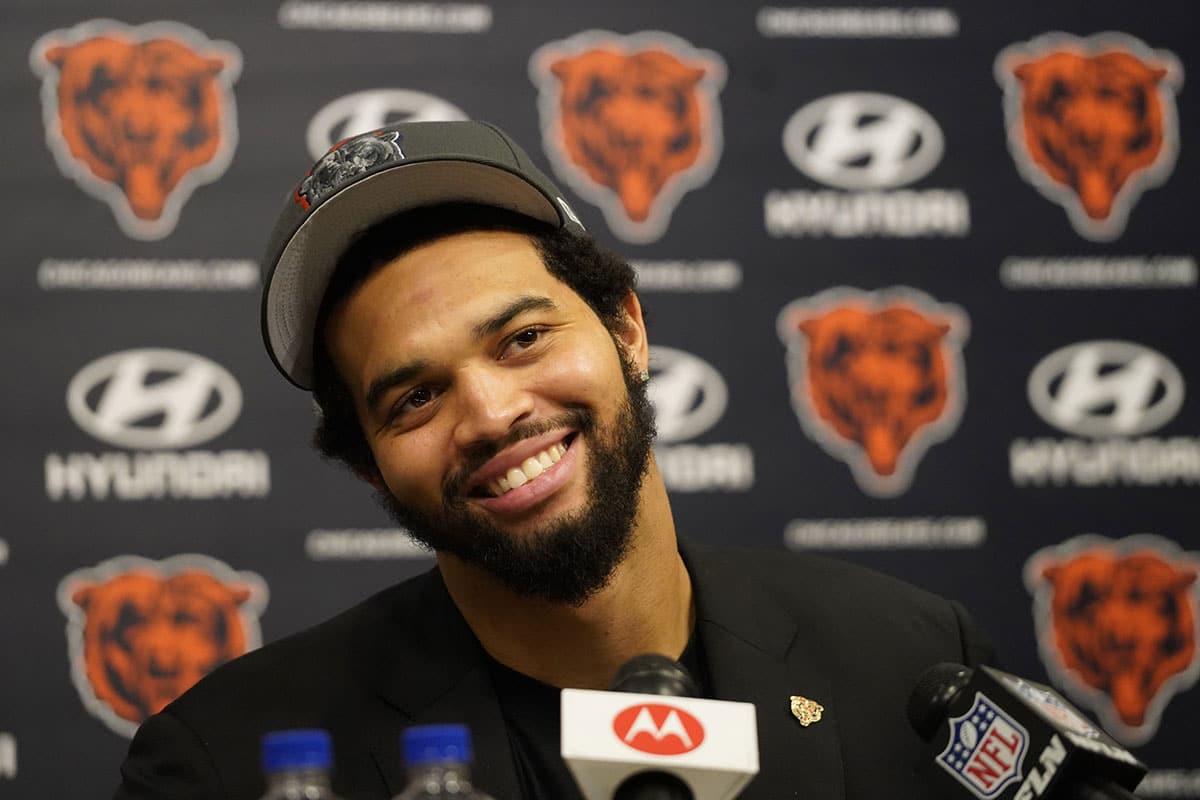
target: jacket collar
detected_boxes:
[357,568,522,798]
[682,539,846,800]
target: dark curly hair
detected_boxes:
[310,202,639,478]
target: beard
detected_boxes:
[377,352,657,606]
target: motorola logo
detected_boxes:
[66,349,243,449]
[306,89,469,159]
[612,703,705,756]
[783,92,944,190]
[647,346,728,443]
[1027,341,1184,437]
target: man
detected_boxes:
[115,120,992,799]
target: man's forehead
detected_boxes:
[371,228,557,298]
[332,233,575,355]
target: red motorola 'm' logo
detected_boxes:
[612,703,705,755]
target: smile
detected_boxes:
[464,431,580,514]
[487,442,568,497]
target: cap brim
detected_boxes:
[263,159,562,389]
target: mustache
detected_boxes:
[442,407,595,501]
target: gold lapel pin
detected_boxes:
[790,695,824,727]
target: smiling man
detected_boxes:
[114,121,993,800]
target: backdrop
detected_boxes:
[4,0,1198,796]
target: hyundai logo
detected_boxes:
[783,92,944,189]
[1027,341,1183,437]
[66,349,243,449]
[647,346,729,443]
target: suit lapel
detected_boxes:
[357,569,522,800]
[350,542,847,800]
[683,541,846,800]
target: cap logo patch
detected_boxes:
[295,129,404,209]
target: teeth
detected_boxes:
[484,443,568,497]
[506,468,528,489]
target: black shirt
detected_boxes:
[483,635,711,800]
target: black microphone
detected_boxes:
[610,655,696,800]
[610,654,701,698]
[908,663,1147,800]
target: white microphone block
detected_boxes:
[561,688,759,800]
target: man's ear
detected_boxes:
[616,290,650,373]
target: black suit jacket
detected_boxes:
[114,541,993,799]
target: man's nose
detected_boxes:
[451,365,535,449]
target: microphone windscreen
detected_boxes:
[614,770,693,800]
[610,654,699,697]
[906,662,973,741]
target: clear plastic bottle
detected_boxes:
[393,724,495,799]
[259,729,347,800]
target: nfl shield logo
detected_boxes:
[936,692,1029,798]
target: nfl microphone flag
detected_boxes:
[917,665,1146,800]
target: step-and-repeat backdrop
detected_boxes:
[3,0,1198,795]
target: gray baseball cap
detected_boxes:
[261,119,585,390]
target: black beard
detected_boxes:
[377,357,657,606]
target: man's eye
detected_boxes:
[388,386,436,422]
[404,386,435,409]
[502,327,546,357]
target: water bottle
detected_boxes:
[260,729,347,800]
[393,724,495,798]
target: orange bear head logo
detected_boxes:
[59,555,267,737]
[531,31,726,243]
[1026,535,1200,746]
[777,288,968,497]
[30,20,241,240]
[996,32,1182,241]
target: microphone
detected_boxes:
[560,653,759,800]
[611,655,700,800]
[908,663,1148,800]
[611,654,700,697]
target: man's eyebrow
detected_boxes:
[472,295,558,340]
[364,359,430,415]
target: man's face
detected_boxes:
[325,230,655,604]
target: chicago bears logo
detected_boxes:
[530,30,726,243]
[1026,535,1200,745]
[59,554,267,737]
[30,20,241,240]
[777,288,968,497]
[995,32,1182,241]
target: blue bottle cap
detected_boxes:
[262,729,333,772]
[403,724,472,766]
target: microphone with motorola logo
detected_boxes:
[560,654,759,800]
[908,663,1147,800]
